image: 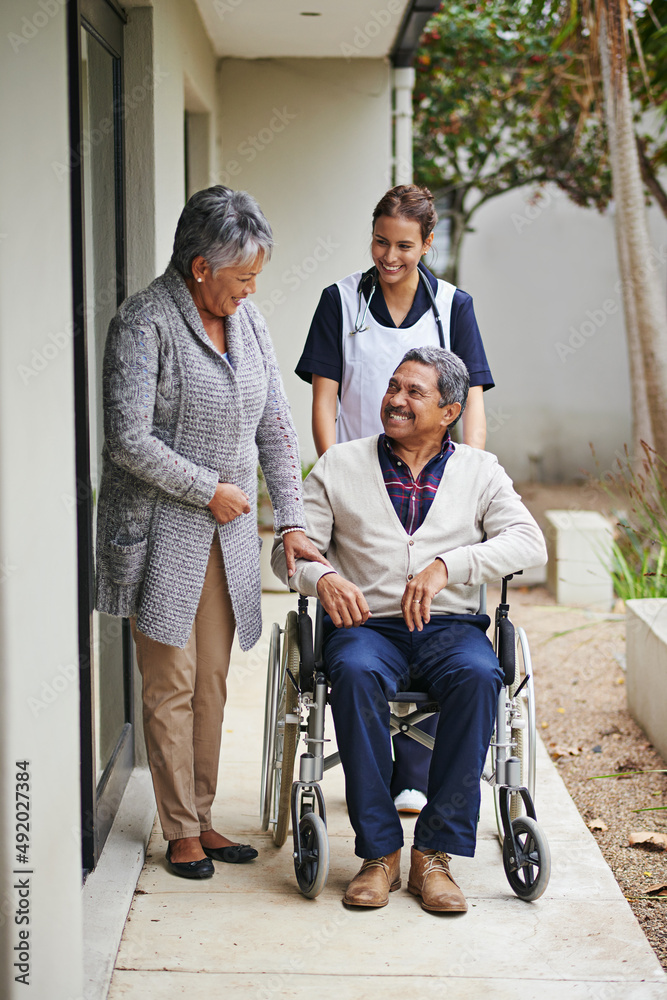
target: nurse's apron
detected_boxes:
[335,270,457,443]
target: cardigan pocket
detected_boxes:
[107,537,148,585]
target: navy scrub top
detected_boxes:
[295,265,494,392]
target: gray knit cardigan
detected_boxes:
[95,264,306,650]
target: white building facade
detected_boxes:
[0,2,437,997]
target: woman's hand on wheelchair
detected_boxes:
[401,558,448,632]
[316,572,371,629]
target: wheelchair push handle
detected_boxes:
[500,570,523,605]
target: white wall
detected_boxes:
[461,183,667,482]
[217,57,393,464]
[124,6,158,296]
[152,0,220,272]
[0,4,83,998]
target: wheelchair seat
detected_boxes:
[390,691,436,705]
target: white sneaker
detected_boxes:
[393,789,427,814]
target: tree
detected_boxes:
[541,0,667,458]
[413,1,612,285]
[593,0,667,461]
[415,0,667,463]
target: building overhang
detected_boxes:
[176,0,441,63]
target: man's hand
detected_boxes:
[401,559,448,632]
[316,572,371,629]
[282,530,332,577]
[207,483,251,524]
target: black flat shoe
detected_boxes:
[202,843,258,864]
[166,844,215,879]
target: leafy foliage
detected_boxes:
[593,442,667,599]
[540,0,667,205]
[413,1,667,281]
[413,2,613,280]
[634,0,667,107]
[632,1,667,184]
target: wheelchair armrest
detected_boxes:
[297,604,315,691]
[497,616,516,687]
[313,600,324,661]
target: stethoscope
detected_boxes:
[349,263,446,348]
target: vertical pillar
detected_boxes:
[393,66,415,185]
[0,3,83,998]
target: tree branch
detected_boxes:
[466,172,552,218]
[636,134,667,219]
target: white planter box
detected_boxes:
[545,509,614,609]
[626,598,667,762]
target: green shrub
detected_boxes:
[595,442,667,600]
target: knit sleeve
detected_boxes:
[271,453,335,593]
[248,306,307,532]
[102,315,219,506]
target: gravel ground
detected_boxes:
[501,482,667,971]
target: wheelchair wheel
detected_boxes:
[516,627,536,801]
[494,626,537,837]
[294,811,329,899]
[502,816,550,901]
[260,623,282,831]
[273,611,300,846]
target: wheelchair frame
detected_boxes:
[260,576,550,901]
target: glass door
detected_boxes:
[69,0,133,873]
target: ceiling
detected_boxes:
[192,0,414,60]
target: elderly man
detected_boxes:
[273,347,546,912]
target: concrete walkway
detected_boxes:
[108,594,667,1000]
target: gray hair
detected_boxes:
[397,346,469,426]
[170,186,273,278]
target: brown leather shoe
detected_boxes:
[407,846,468,913]
[342,848,402,908]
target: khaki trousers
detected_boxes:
[131,536,235,840]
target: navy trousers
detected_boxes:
[324,615,503,860]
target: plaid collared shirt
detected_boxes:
[377,432,455,536]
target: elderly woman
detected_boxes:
[95,186,326,878]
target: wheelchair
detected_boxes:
[260,574,550,902]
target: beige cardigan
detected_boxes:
[272,437,547,617]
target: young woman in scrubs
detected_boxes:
[295,184,494,814]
